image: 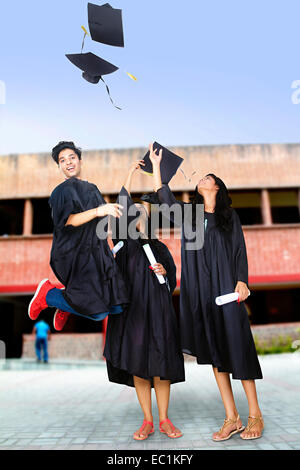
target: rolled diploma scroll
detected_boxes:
[142,243,166,285]
[215,290,250,306]
[112,241,124,255]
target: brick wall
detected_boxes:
[245,226,300,282]
[22,323,300,361]
[155,226,300,287]
[1,225,300,294]
[251,322,300,345]
[22,333,105,360]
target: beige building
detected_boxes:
[0,142,300,357]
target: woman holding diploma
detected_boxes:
[149,144,264,441]
[103,160,185,441]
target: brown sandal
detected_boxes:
[240,415,264,440]
[212,414,245,442]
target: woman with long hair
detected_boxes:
[103,159,185,441]
[149,144,264,441]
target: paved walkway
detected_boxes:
[0,353,300,450]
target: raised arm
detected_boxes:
[117,159,146,215]
[123,159,145,195]
[113,160,146,240]
[148,143,184,228]
[149,142,184,208]
[149,142,163,192]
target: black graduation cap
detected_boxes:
[142,142,184,184]
[88,2,124,47]
[66,52,118,83]
[140,192,160,204]
[66,3,134,109]
[66,52,121,108]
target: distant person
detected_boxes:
[33,320,51,363]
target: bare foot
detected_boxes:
[160,420,182,438]
[133,422,154,440]
[213,415,244,441]
[240,416,264,440]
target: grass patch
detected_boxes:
[254,334,295,355]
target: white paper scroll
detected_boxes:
[112,241,124,255]
[142,243,166,285]
[215,290,250,306]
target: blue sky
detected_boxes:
[1,0,300,155]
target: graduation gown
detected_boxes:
[156,184,262,380]
[48,177,129,316]
[103,186,185,387]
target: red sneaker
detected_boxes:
[28,279,55,320]
[53,309,70,331]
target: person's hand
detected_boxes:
[149,142,162,167]
[96,203,123,218]
[235,281,250,302]
[129,159,145,174]
[150,263,167,276]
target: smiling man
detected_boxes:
[28,141,129,331]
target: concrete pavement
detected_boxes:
[0,353,300,450]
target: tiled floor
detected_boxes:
[0,353,300,450]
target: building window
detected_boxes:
[229,191,262,225]
[32,199,53,234]
[0,199,24,236]
[269,189,300,224]
[246,288,300,324]
[129,192,146,209]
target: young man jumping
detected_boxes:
[28,141,129,331]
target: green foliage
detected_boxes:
[254,334,295,355]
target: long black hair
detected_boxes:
[190,173,233,232]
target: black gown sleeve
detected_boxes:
[112,186,142,278]
[156,184,184,226]
[113,186,142,239]
[231,209,249,287]
[49,184,82,230]
[150,240,177,295]
[162,246,177,294]
[157,184,184,206]
[117,186,139,219]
